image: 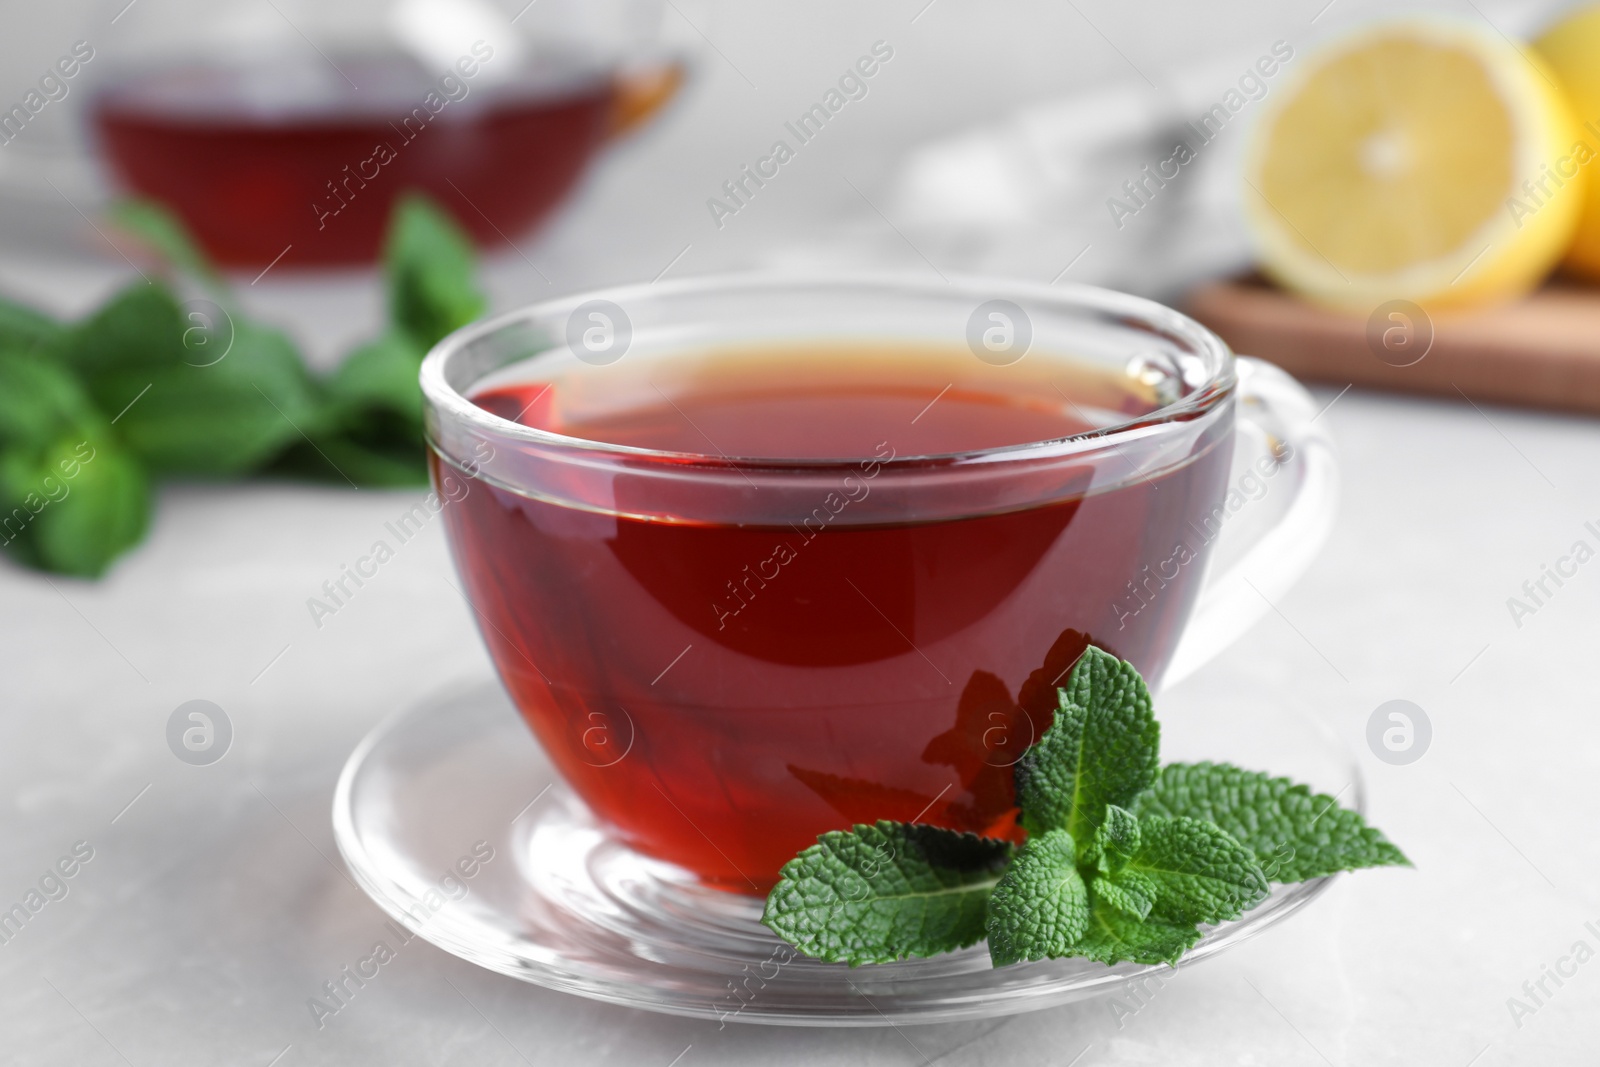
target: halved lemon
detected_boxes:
[1244,18,1583,312]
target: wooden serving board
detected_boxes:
[1185,275,1600,416]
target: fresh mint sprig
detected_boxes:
[760,822,1012,966]
[0,195,484,577]
[761,646,1410,968]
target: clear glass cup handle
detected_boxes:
[1161,356,1340,689]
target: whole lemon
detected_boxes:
[1537,4,1600,279]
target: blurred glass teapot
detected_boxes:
[89,0,684,268]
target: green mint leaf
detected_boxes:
[324,331,426,426]
[761,821,1011,965]
[0,353,129,575]
[1014,646,1160,840]
[281,435,429,488]
[108,200,223,289]
[301,332,430,487]
[0,352,103,449]
[986,829,1090,966]
[1071,893,1202,966]
[385,195,485,350]
[62,284,188,376]
[30,438,149,577]
[0,296,64,355]
[1121,815,1268,926]
[87,322,321,476]
[1134,761,1410,881]
[1087,803,1141,874]
[0,448,36,506]
[1090,870,1158,920]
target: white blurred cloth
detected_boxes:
[768,2,1577,300]
[766,49,1304,300]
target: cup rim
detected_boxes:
[420,271,1237,470]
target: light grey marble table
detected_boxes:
[3,2,1599,1061]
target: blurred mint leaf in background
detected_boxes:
[300,193,488,488]
[299,329,432,488]
[0,351,104,450]
[325,330,427,426]
[109,199,225,291]
[0,356,145,577]
[386,194,487,350]
[29,438,150,578]
[0,194,484,577]
[288,436,432,488]
[62,284,188,376]
[0,296,66,355]
[83,320,321,477]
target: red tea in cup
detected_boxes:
[435,337,1232,891]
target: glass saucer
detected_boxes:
[331,679,1361,1026]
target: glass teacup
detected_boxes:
[421,274,1336,891]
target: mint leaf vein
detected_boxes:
[1014,646,1160,841]
[1133,761,1411,882]
[760,822,1012,965]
